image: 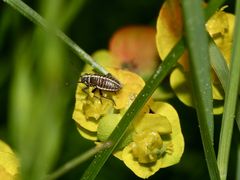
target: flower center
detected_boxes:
[131,130,166,163]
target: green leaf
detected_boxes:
[181,0,220,179]
[209,39,229,91]
[217,0,240,179]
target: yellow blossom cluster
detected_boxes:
[156,0,235,114]
[72,67,184,178]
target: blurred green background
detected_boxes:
[0,0,238,179]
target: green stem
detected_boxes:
[209,38,229,91]
[46,142,112,180]
[182,0,219,179]
[217,0,240,179]
[3,0,108,75]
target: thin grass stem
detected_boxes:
[217,0,240,179]
[3,0,108,75]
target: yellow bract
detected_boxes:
[72,68,145,141]
[170,66,193,107]
[131,130,164,163]
[156,0,235,113]
[170,67,224,114]
[117,102,184,178]
[72,66,184,178]
[149,102,184,167]
[206,7,235,65]
[0,140,19,180]
[156,0,189,70]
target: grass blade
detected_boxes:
[3,0,108,75]
[181,0,219,179]
[46,142,112,180]
[209,39,229,91]
[217,0,240,179]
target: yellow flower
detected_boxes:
[116,102,184,178]
[206,6,235,65]
[72,68,145,141]
[0,140,19,180]
[156,0,234,114]
[169,66,224,114]
[72,67,184,178]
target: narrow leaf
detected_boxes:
[182,0,219,179]
[46,142,112,180]
[217,0,240,179]
[209,39,229,91]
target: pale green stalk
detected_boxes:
[46,142,112,180]
[3,0,108,75]
[217,0,240,179]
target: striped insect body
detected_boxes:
[79,73,122,92]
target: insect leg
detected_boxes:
[82,86,89,95]
[96,89,103,104]
[99,90,116,106]
[81,87,116,105]
[86,88,103,104]
[92,88,97,93]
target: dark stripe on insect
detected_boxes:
[79,73,122,92]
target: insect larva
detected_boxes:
[79,73,122,92]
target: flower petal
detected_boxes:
[134,113,172,135]
[156,0,189,70]
[77,125,98,141]
[118,101,184,178]
[150,102,184,167]
[0,140,19,179]
[170,67,193,106]
[170,67,224,114]
[206,9,235,65]
[122,144,163,178]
